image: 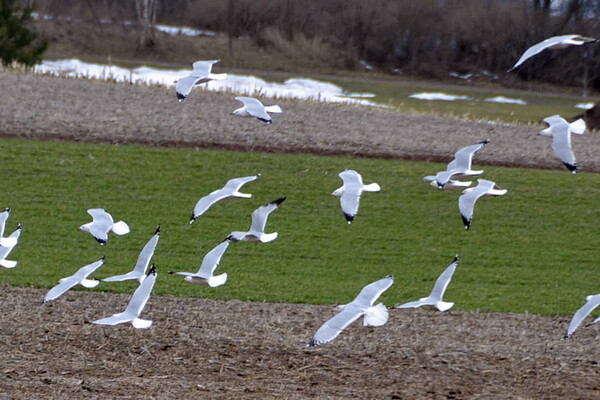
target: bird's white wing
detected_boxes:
[0,225,22,260]
[309,306,364,347]
[235,96,272,122]
[73,258,105,280]
[458,187,485,228]
[175,75,200,101]
[450,140,490,171]
[222,174,261,193]
[543,115,569,129]
[339,170,363,186]
[191,190,230,221]
[92,312,132,326]
[396,299,429,309]
[86,209,113,242]
[565,294,600,338]
[197,240,230,277]
[0,208,10,237]
[551,128,576,169]
[43,277,80,303]
[87,208,113,224]
[249,197,285,234]
[429,257,458,301]
[353,275,394,308]
[340,186,361,224]
[132,228,160,275]
[123,269,157,318]
[509,35,587,71]
[191,60,218,76]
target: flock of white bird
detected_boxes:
[1,34,598,345]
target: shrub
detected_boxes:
[0,0,48,66]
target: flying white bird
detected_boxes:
[564,293,600,339]
[424,139,490,189]
[540,115,586,173]
[43,257,105,303]
[231,96,282,123]
[0,208,19,248]
[508,34,598,71]
[103,226,160,283]
[0,223,22,269]
[308,275,394,347]
[170,238,231,287]
[190,174,261,224]
[396,256,458,312]
[332,169,381,224]
[175,60,227,102]
[79,208,130,245]
[93,265,157,329]
[229,197,286,243]
[459,179,507,230]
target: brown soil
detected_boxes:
[0,286,598,400]
[1,70,599,172]
[0,70,599,399]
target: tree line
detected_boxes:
[16,0,600,92]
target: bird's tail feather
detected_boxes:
[208,273,228,288]
[436,301,454,312]
[260,232,278,243]
[363,303,389,327]
[0,259,17,269]
[81,279,100,288]
[363,183,381,192]
[111,221,130,235]
[132,318,153,329]
[570,118,586,135]
[265,105,282,113]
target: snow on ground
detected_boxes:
[485,96,527,105]
[410,92,528,105]
[34,59,383,107]
[575,102,595,110]
[409,92,471,101]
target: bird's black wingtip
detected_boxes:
[148,264,157,275]
[16,222,23,229]
[344,213,355,224]
[307,339,317,347]
[563,162,577,173]
[453,254,459,263]
[3,207,9,212]
[176,92,187,102]
[257,117,273,124]
[155,225,161,235]
[190,213,197,225]
[461,215,471,230]
[271,197,286,206]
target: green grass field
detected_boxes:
[0,138,598,315]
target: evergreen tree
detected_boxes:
[0,0,48,66]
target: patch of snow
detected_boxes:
[449,72,473,80]
[409,92,471,101]
[153,24,217,37]
[575,102,595,110]
[34,59,386,107]
[485,96,526,105]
